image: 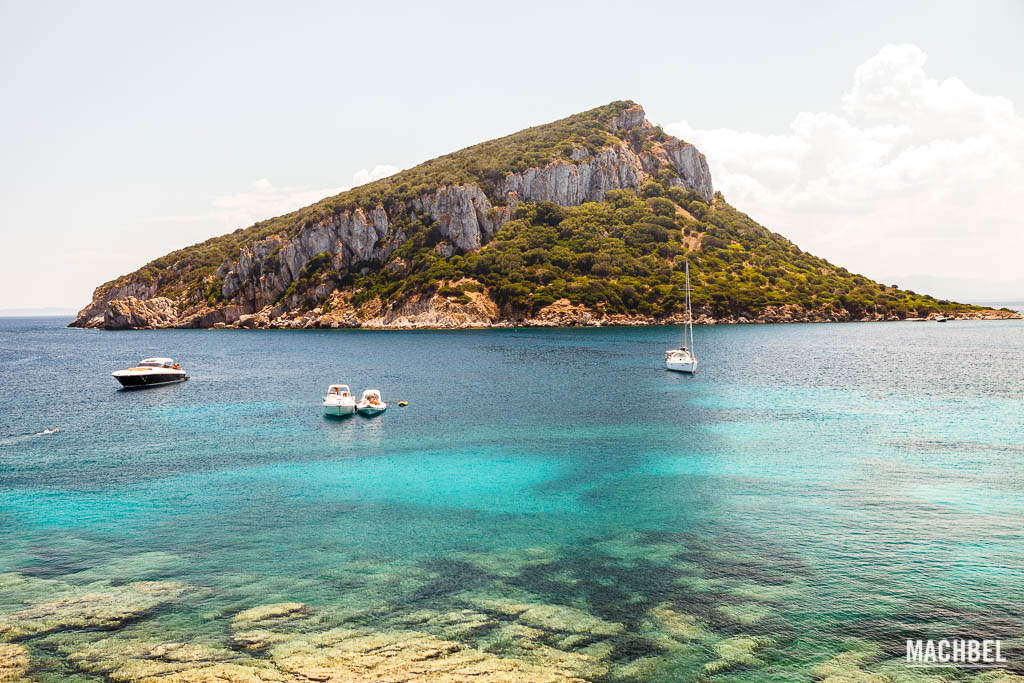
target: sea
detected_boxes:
[1,316,1022,681]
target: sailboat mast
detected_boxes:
[685,259,694,355]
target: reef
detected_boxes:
[0,532,1020,681]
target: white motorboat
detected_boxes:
[112,358,188,388]
[666,260,699,374]
[356,389,387,416]
[323,384,356,416]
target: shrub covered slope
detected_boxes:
[342,182,986,321]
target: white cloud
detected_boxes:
[666,44,1024,285]
[152,165,400,230]
[204,179,349,229]
[351,164,401,186]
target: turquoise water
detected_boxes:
[1,317,1023,680]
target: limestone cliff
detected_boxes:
[72,103,715,329]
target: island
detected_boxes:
[70,101,1019,330]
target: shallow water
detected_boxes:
[1,317,1023,680]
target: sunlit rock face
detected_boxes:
[71,103,716,330]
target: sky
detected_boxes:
[1,0,1022,312]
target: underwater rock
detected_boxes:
[0,644,29,681]
[230,630,292,652]
[715,602,775,626]
[395,609,497,640]
[477,622,547,652]
[64,552,186,584]
[322,561,439,610]
[508,642,609,681]
[703,635,774,674]
[231,603,309,630]
[0,573,71,612]
[64,638,289,682]
[229,602,318,652]
[589,532,685,567]
[269,627,585,682]
[516,604,624,637]
[811,639,890,682]
[0,581,186,640]
[463,596,537,617]
[642,605,711,642]
[451,547,557,578]
[959,671,1024,682]
[459,594,623,638]
[612,651,706,682]
[475,620,613,680]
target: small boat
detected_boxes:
[665,347,698,373]
[935,315,947,322]
[323,384,356,416]
[112,358,188,388]
[356,389,387,416]
[666,260,699,374]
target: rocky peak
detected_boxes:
[608,104,647,131]
[71,101,717,329]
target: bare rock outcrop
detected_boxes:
[608,104,647,131]
[496,146,645,207]
[73,280,160,329]
[102,297,179,330]
[413,185,512,252]
[361,289,500,329]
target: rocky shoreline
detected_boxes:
[70,294,1021,331]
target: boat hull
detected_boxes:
[323,403,355,417]
[114,373,188,388]
[357,404,387,416]
[666,360,698,373]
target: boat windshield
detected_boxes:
[138,361,164,367]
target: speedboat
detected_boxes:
[323,384,356,416]
[665,348,698,373]
[112,358,188,388]
[356,389,387,416]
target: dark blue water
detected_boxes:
[1,317,1022,680]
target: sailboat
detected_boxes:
[665,260,699,373]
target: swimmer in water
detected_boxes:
[41,427,59,435]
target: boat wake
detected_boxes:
[0,428,60,446]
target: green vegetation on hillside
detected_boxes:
[343,182,981,320]
[99,101,645,300]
